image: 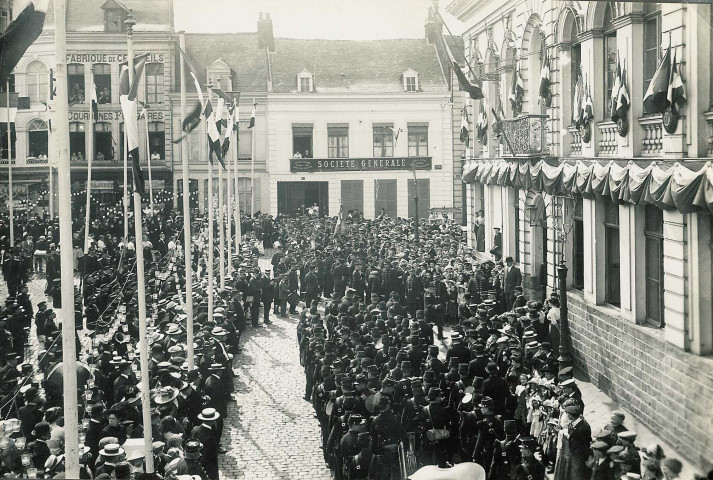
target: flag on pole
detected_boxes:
[616,60,630,120]
[572,74,582,127]
[0,0,48,84]
[539,48,551,104]
[492,97,505,135]
[610,56,622,120]
[644,44,671,115]
[476,101,488,146]
[667,49,686,114]
[248,101,256,128]
[204,99,224,168]
[459,107,469,146]
[509,62,524,114]
[90,83,98,121]
[453,62,484,100]
[119,53,149,195]
[582,77,594,123]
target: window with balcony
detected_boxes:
[94,64,111,104]
[27,61,48,104]
[148,121,165,160]
[373,125,394,157]
[146,63,164,105]
[604,199,620,306]
[68,64,85,105]
[645,205,665,327]
[328,125,349,158]
[94,122,113,160]
[407,125,428,156]
[603,4,617,117]
[27,119,48,158]
[643,4,661,95]
[70,122,85,161]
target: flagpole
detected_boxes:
[126,11,154,473]
[226,122,232,278]
[123,117,129,244]
[178,31,195,370]
[144,112,154,213]
[53,1,80,477]
[84,67,94,254]
[6,81,13,248]
[219,143,225,291]
[233,108,241,253]
[250,98,255,215]
[48,135,53,217]
[207,80,215,328]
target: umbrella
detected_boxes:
[409,462,486,480]
[44,362,93,390]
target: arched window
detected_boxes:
[526,28,546,114]
[94,122,113,160]
[69,122,85,161]
[570,19,581,123]
[148,121,165,159]
[603,3,617,116]
[27,61,48,103]
[27,119,48,158]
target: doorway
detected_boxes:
[530,194,548,301]
[277,181,329,216]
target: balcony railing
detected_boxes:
[639,115,663,156]
[568,125,582,155]
[501,114,548,157]
[597,121,618,156]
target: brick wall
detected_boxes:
[566,293,713,471]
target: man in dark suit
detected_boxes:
[190,409,221,480]
[18,388,43,441]
[515,435,546,480]
[84,403,107,468]
[490,227,503,261]
[565,404,592,479]
[481,362,510,417]
[27,421,51,469]
[503,256,522,310]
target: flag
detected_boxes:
[492,98,505,135]
[40,101,52,132]
[0,92,17,123]
[476,101,488,146]
[610,56,621,120]
[0,0,48,84]
[643,44,671,115]
[667,49,686,114]
[248,101,256,128]
[173,102,201,144]
[539,49,551,104]
[616,61,630,120]
[453,62,484,100]
[204,99,224,168]
[582,77,594,123]
[90,83,98,121]
[119,53,149,195]
[459,107,469,146]
[572,74,582,127]
[509,63,524,114]
[334,204,346,235]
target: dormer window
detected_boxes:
[102,0,128,33]
[403,68,419,92]
[0,3,10,35]
[297,69,313,93]
[206,59,233,92]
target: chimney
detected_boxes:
[425,1,441,44]
[258,11,275,52]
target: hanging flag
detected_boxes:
[616,60,630,120]
[572,74,582,127]
[476,101,488,146]
[0,91,17,123]
[509,62,524,115]
[582,77,594,123]
[453,62,484,100]
[459,107,469,146]
[0,0,48,84]
[539,48,551,105]
[667,49,686,114]
[643,44,671,115]
[90,83,98,121]
[610,56,621,120]
[40,101,52,132]
[204,99,224,169]
[248,101,256,129]
[119,53,150,196]
[492,97,505,136]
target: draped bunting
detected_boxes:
[461,159,713,214]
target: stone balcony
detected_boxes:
[500,114,549,157]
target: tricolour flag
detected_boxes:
[610,56,622,121]
[616,61,630,120]
[643,44,671,115]
[453,62,484,100]
[476,101,488,146]
[90,83,98,121]
[582,77,594,123]
[667,49,686,114]
[172,46,205,144]
[572,74,582,127]
[509,63,524,114]
[119,53,150,195]
[204,99,224,169]
[459,107,469,146]
[0,0,48,84]
[539,48,551,104]
[248,101,256,129]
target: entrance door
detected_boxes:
[277,181,329,216]
[407,179,430,220]
[341,180,363,215]
[375,179,397,218]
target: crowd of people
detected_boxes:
[0,200,709,480]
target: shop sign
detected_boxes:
[66,52,165,64]
[69,110,164,122]
[290,157,432,173]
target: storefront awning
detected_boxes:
[462,159,713,214]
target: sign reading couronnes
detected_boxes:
[290,157,432,173]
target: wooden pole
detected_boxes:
[83,68,94,254]
[53,1,80,476]
[233,104,241,253]
[225,99,232,278]
[145,112,154,213]
[250,99,255,216]
[178,31,194,369]
[7,82,13,247]
[126,11,154,472]
[207,81,214,328]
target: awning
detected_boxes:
[461,159,713,214]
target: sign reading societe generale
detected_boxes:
[291,157,432,173]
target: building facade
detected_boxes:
[448,0,713,470]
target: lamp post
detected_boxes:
[412,167,419,243]
[556,259,572,366]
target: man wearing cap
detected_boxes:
[176,439,210,480]
[588,440,614,480]
[515,435,546,480]
[488,420,521,479]
[473,396,505,469]
[557,403,592,480]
